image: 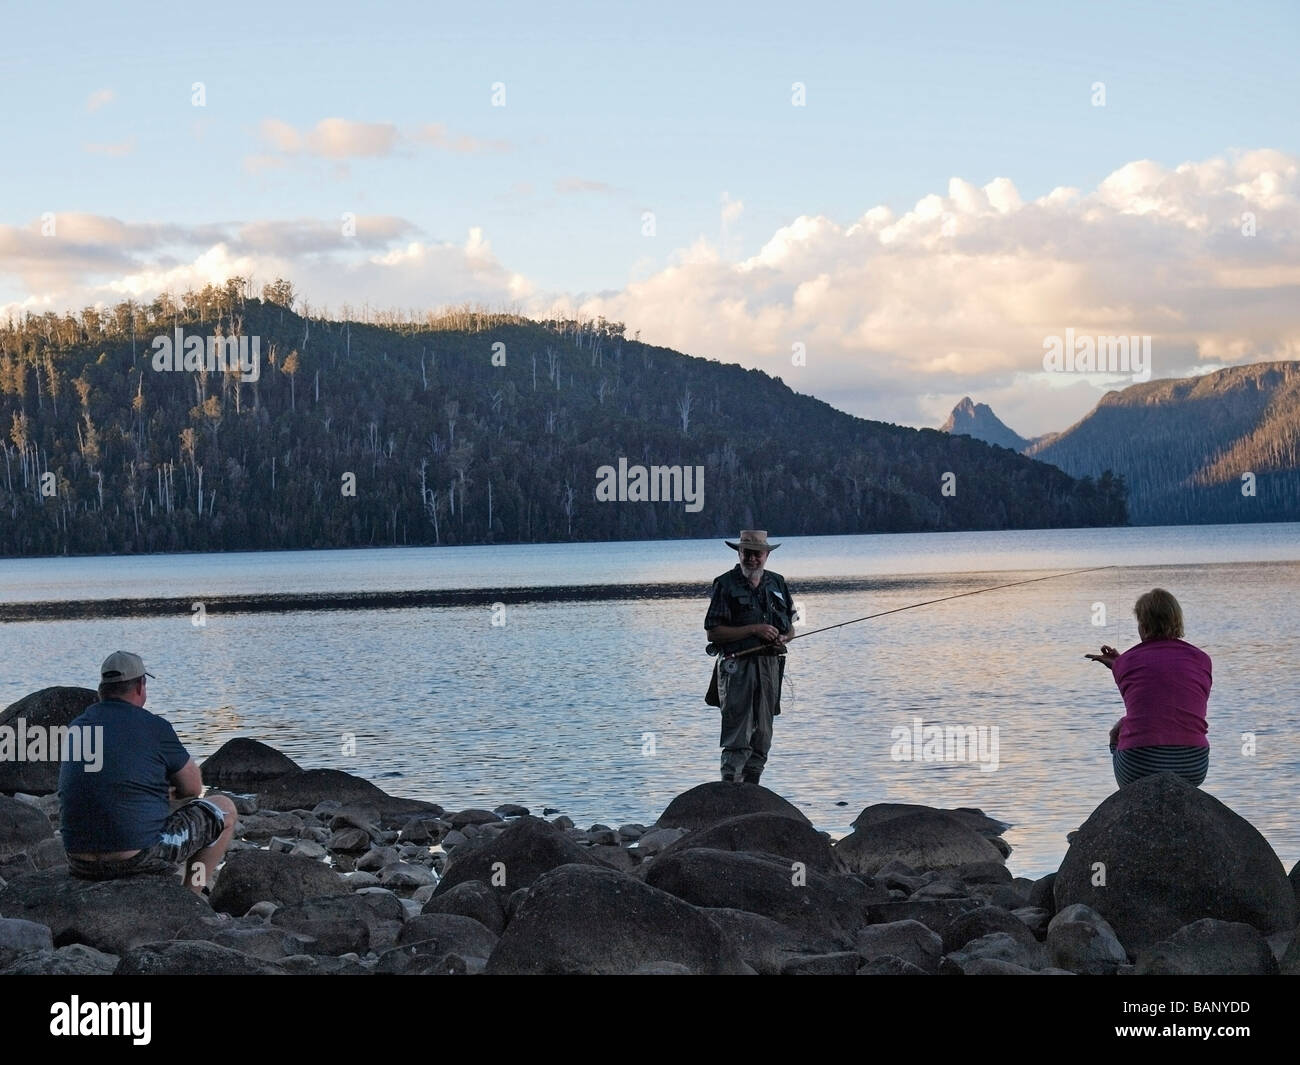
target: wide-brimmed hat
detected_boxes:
[725,530,780,552]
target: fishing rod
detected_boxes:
[708,564,1115,660]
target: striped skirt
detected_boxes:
[1112,745,1209,788]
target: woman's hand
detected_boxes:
[1085,645,1119,669]
[1108,718,1123,747]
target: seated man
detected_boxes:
[59,651,237,894]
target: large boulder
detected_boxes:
[654,782,811,832]
[851,803,1008,837]
[0,870,214,954]
[943,905,1041,953]
[1054,774,1297,955]
[652,812,843,873]
[420,879,506,935]
[1046,903,1128,975]
[835,808,1006,876]
[431,816,606,900]
[255,769,438,825]
[397,913,499,960]
[1134,918,1279,976]
[269,891,406,955]
[854,919,944,974]
[200,738,301,792]
[116,940,289,975]
[0,687,98,795]
[700,908,838,976]
[209,850,348,916]
[0,942,119,976]
[644,847,881,943]
[0,795,53,860]
[485,864,749,974]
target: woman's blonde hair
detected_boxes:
[1134,588,1184,640]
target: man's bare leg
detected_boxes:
[185,795,238,896]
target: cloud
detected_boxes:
[721,192,744,225]
[86,88,114,112]
[555,150,1300,433]
[259,117,399,159]
[83,138,136,157]
[555,177,614,195]
[416,123,512,154]
[4,150,1296,437]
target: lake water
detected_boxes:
[2,522,1298,878]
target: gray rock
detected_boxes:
[240,812,305,842]
[618,824,646,840]
[326,827,371,853]
[864,898,983,932]
[588,845,639,873]
[432,816,607,901]
[210,850,348,916]
[378,862,436,890]
[550,816,574,831]
[1282,930,1300,976]
[855,919,944,973]
[494,804,530,818]
[644,848,883,943]
[288,840,327,861]
[1135,918,1279,975]
[943,905,1041,953]
[633,827,687,855]
[631,960,694,975]
[654,781,811,832]
[0,942,119,975]
[586,829,619,846]
[944,957,1039,975]
[652,812,844,874]
[954,861,1013,885]
[257,769,439,825]
[1028,872,1057,914]
[1012,906,1051,939]
[271,890,406,955]
[781,951,862,975]
[27,837,66,871]
[356,846,400,872]
[910,878,968,900]
[0,870,212,954]
[421,879,507,935]
[0,795,54,860]
[246,901,278,920]
[852,803,1009,837]
[1047,903,1129,974]
[344,870,381,889]
[441,829,469,850]
[208,926,314,961]
[199,738,302,793]
[116,940,288,975]
[701,907,838,976]
[944,931,1048,972]
[836,808,1006,876]
[397,913,499,959]
[0,916,54,955]
[485,864,750,975]
[0,687,98,795]
[450,808,503,829]
[398,817,448,845]
[1055,774,1296,954]
[857,954,928,975]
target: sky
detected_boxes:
[1,0,1297,435]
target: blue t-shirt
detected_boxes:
[58,700,191,852]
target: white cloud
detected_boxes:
[3,149,1296,437]
[86,88,114,112]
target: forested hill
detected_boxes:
[0,279,1125,556]
[1025,361,1300,525]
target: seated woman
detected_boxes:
[1086,588,1211,788]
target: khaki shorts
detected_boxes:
[68,798,226,881]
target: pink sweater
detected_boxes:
[1113,638,1211,750]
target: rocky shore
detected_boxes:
[1,687,1298,975]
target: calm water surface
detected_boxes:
[2,523,1297,877]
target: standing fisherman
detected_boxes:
[705,531,796,784]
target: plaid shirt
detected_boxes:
[704,565,797,654]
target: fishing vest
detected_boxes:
[706,565,795,654]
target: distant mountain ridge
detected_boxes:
[941,361,1300,524]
